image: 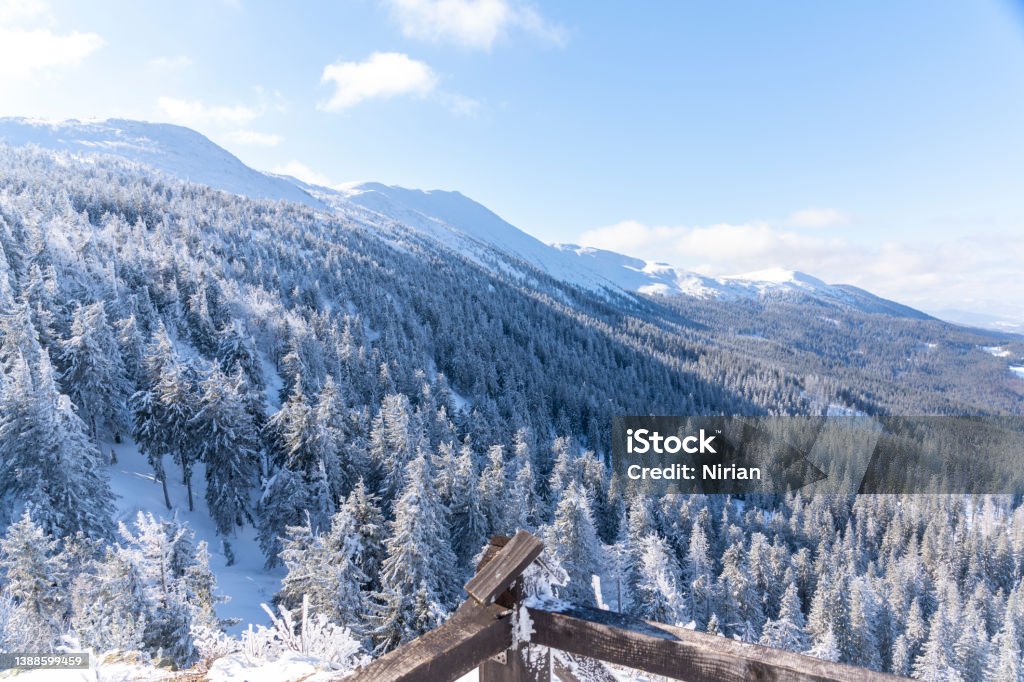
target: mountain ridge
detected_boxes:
[0,116,931,321]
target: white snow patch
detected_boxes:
[260,354,285,413]
[1011,366,1024,379]
[106,437,284,635]
[592,574,608,610]
[982,346,1013,358]
[450,388,472,413]
[207,650,353,682]
[513,604,535,645]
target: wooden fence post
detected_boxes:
[474,532,550,682]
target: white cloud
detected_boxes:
[442,92,482,117]
[271,161,332,187]
[156,96,260,127]
[222,129,282,147]
[320,52,437,112]
[788,207,848,228]
[383,0,564,50]
[0,0,48,24]
[576,218,1024,322]
[0,0,103,85]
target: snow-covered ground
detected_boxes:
[1011,366,1024,379]
[105,437,283,635]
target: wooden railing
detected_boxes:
[347,531,902,682]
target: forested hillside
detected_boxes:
[1,144,1023,679]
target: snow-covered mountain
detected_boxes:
[0,117,322,209]
[0,116,929,319]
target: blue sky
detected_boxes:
[1,0,1023,323]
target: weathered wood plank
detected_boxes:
[526,604,902,682]
[475,535,511,574]
[551,652,616,682]
[465,530,544,606]
[479,644,551,682]
[345,601,512,682]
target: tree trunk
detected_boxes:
[160,470,172,509]
[186,472,194,512]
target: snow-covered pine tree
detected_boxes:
[59,301,130,441]
[892,597,928,677]
[632,533,685,625]
[182,540,226,632]
[369,393,417,506]
[716,540,765,643]
[0,350,114,538]
[313,374,355,501]
[342,478,387,592]
[807,625,842,663]
[189,366,259,537]
[447,438,486,570]
[71,547,148,653]
[369,451,457,653]
[544,436,575,518]
[277,507,368,640]
[478,444,510,536]
[510,454,538,532]
[0,511,67,650]
[320,506,369,634]
[686,508,716,629]
[806,567,852,662]
[760,582,809,653]
[984,604,1021,682]
[954,596,990,682]
[848,575,883,671]
[114,314,146,392]
[912,603,963,681]
[215,319,265,393]
[131,325,197,510]
[118,512,199,668]
[546,480,603,607]
[258,380,336,564]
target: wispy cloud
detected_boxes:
[221,129,282,147]
[271,161,332,186]
[320,52,437,112]
[383,0,564,50]
[156,96,260,127]
[0,0,103,86]
[442,92,482,117]
[787,207,848,228]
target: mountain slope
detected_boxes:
[0,117,322,209]
[0,116,930,320]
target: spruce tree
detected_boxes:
[478,444,509,536]
[985,606,1021,682]
[0,350,114,538]
[547,481,603,607]
[190,366,259,536]
[448,439,486,570]
[59,301,130,441]
[0,511,66,650]
[760,582,809,653]
[71,547,148,653]
[369,452,456,653]
[633,533,685,624]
